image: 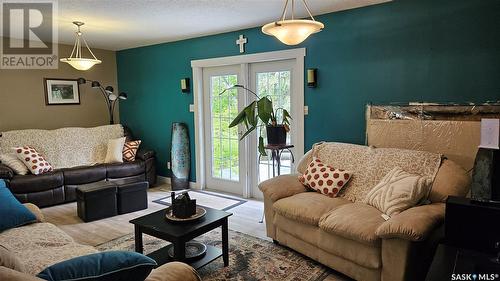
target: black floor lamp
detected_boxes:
[78,78,127,124]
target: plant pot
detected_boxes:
[266,125,287,145]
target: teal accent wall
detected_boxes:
[117,0,500,180]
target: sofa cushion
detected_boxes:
[0,182,37,232]
[0,266,45,281]
[319,202,385,245]
[145,262,201,281]
[123,140,141,162]
[104,137,126,164]
[0,153,29,175]
[273,192,350,226]
[364,167,433,217]
[274,214,320,247]
[429,159,471,203]
[106,161,145,178]
[318,230,382,269]
[37,251,156,281]
[0,223,97,275]
[13,146,53,175]
[9,171,63,193]
[62,165,107,185]
[299,157,352,197]
[0,245,25,272]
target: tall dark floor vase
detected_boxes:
[171,122,190,190]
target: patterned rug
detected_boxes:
[96,228,349,281]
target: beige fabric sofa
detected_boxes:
[0,204,200,281]
[259,142,470,281]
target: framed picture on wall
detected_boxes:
[44,78,80,105]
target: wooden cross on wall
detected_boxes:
[236,35,247,53]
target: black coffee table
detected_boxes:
[130,207,232,269]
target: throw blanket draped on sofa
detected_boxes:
[297,142,443,202]
[0,125,124,169]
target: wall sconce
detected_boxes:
[307,68,317,88]
[180,78,190,93]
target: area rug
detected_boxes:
[96,228,349,281]
[153,190,246,211]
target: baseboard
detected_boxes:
[156,176,199,189]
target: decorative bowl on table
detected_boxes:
[165,206,206,222]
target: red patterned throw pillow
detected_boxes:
[299,157,352,198]
[13,146,53,175]
[123,140,141,162]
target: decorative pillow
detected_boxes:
[364,167,433,217]
[37,251,157,281]
[299,157,352,198]
[104,137,126,164]
[0,180,37,232]
[123,140,141,162]
[0,153,29,175]
[0,244,26,272]
[13,146,53,175]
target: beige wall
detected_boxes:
[0,42,118,132]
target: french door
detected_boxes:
[199,52,304,198]
[202,65,247,194]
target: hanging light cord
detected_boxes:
[279,0,316,22]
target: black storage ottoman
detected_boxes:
[77,181,118,222]
[117,181,149,214]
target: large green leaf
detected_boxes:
[245,101,257,127]
[229,109,246,128]
[240,126,256,141]
[258,136,267,156]
[257,97,273,124]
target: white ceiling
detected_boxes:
[34,0,391,51]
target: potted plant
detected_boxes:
[220,85,291,156]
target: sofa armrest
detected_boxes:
[23,203,45,222]
[258,174,307,202]
[375,203,445,241]
[136,149,156,161]
[0,164,14,180]
[145,262,200,281]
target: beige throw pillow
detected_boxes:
[364,167,433,217]
[104,137,126,163]
[0,154,29,175]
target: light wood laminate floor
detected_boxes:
[42,184,268,247]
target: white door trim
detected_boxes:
[192,48,306,193]
[191,48,306,68]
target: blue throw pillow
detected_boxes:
[0,179,36,232]
[37,251,157,281]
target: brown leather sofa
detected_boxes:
[0,128,156,207]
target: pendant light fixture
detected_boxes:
[262,0,324,45]
[60,21,102,71]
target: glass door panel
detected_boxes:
[203,66,246,195]
[256,70,292,182]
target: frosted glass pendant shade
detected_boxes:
[60,58,101,71]
[262,0,324,45]
[262,19,324,45]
